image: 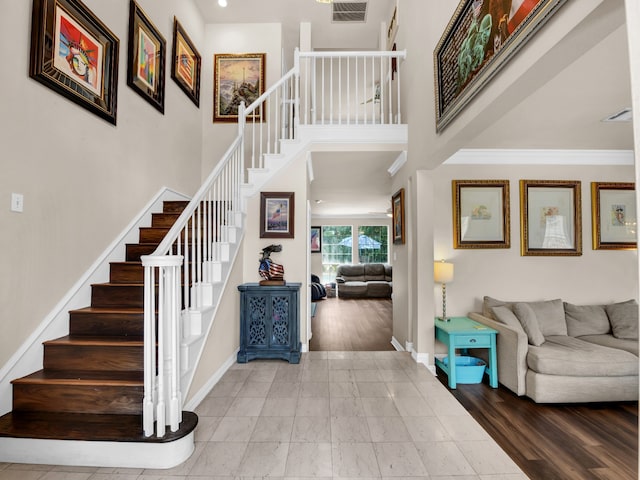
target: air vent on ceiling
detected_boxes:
[602,107,633,122]
[332,1,367,23]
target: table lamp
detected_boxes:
[434,260,454,321]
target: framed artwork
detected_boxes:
[591,182,637,250]
[127,0,166,113]
[434,0,567,132]
[171,17,201,107]
[392,188,405,245]
[214,53,265,122]
[260,192,295,239]
[310,226,322,253]
[452,180,510,249]
[520,180,582,256]
[29,0,119,125]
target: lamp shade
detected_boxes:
[434,261,454,284]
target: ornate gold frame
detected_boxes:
[520,180,582,256]
[452,180,510,249]
[591,182,636,250]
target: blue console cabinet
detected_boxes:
[237,283,301,363]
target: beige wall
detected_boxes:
[200,23,283,177]
[0,0,203,368]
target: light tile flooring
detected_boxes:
[0,351,528,480]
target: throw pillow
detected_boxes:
[525,299,567,337]
[491,306,526,335]
[564,302,610,337]
[513,303,546,346]
[483,296,512,320]
[606,301,639,340]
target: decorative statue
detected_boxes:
[258,244,285,283]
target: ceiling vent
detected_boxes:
[602,107,633,122]
[332,1,367,23]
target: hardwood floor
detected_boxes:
[436,367,639,480]
[309,296,394,351]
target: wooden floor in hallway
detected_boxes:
[309,296,394,351]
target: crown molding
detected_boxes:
[445,149,635,165]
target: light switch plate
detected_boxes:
[11,193,23,213]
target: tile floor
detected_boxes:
[0,351,528,479]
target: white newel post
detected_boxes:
[141,254,184,438]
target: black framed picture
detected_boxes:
[29,0,119,124]
[127,0,166,113]
[171,17,201,107]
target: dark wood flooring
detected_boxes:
[309,296,394,351]
[436,366,639,480]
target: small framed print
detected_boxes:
[452,180,510,249]
[520,180,582,256]
[127,0,166,113]
[310,226,321,253]
[591,182,636,250]
[392,188,405,245]
[29,0,119,124]
[260,192,295,239]
[171,17,201,107]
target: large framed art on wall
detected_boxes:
[29,0,119,125]
[434,0,567,132]
[214,53,265,122]
[591,182,637,250]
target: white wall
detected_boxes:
[433,163,638,313]
[200,23,283,176]
[0,0,203,368]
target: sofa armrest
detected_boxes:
[468,312,529,396]
[335,276,345,284]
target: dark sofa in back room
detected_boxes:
[335,263,392,299]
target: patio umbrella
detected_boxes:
[338,234,381,249]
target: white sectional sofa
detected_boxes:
[469,297,638,403]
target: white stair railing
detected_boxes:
[140,48,406,438]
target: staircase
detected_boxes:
[0,200,197,468]
[0,48,407,468]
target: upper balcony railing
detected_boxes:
[140,48,406,438]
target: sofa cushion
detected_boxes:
[384,264,392,282]
[491,306,525,334]
[483,296,513,320]
[337,264,365,279]
[579,334,639,356]
[525,299,567,337]
[513,303,545,346]
[564,302,610,337]
[527,336,639,376]
[338,281,368,296]
[367,281,391,297]
[364,263,386,281]
[606,301,639,340]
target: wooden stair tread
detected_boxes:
[69,306,143,315]
[13,370,143,386]
[44,335,144,346]
[0,411,198,443]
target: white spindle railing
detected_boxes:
[140,48,406,438]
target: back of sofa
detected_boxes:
[337,263,392,282]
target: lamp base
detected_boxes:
[437,316,451,322]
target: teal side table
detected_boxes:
[434,316,498,389]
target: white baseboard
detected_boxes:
[184,348,239,411]
[390,336,405,351]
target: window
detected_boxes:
[358,225,389,264]
[321,225,352,283]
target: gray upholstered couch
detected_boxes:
[335,263,392,298]
[469,296,638,403]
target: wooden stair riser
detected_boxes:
[109,262,144,283]
[91,284,144,308]
[125,243,181,261]
[44,344,143,371]
[69,310,145,337]
[12,384,143,415]
[152,212,180,227]
[139,226,225,244]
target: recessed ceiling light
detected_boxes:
[218,0,227,7]
[602,107,632,122]
[315,199,323,204]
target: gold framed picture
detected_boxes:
[591,182,636,250]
